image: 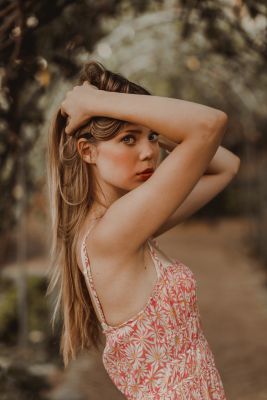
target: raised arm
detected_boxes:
[61,85,228,255]
[153,141,240,236]
[62,83,226,141]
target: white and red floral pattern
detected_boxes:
[81,236,226,399]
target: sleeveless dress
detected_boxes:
[80,225,226,400]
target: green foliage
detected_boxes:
[0,275,60,354]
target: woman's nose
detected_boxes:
[139,143,154,160]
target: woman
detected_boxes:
[47,60,240,399]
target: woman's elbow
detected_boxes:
[231,155,241,176]
[213,111,228,137]
[224,155,241,177]
[200,111,228,140]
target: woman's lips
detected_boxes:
[137,172,153,180]
[138,168,154,174]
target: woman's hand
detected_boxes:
[60,82,99,135]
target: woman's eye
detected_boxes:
[149,132,159,142]
[121,135,135,145]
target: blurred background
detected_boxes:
[0,0,266,399]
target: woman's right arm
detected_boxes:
[95,89,227,145]
[63,84,226,144]
[62,86,228,255]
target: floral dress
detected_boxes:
[81,227,226,400]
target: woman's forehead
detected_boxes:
[123,123,152,133]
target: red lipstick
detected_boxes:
[137,168,154,181]
[137,168,154,175]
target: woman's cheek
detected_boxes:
[99,148,133,179]
[107,149,133,169]
[115,151,133,168]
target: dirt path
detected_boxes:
[49,218,267,400]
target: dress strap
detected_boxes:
[147,238,162,278]
[81,231,162,329]
[149,237,161,251]
[80,219,108,328]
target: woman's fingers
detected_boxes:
[61,110,67,118]
[65,117,77,135]
[60,98,69,119]
[60,97,73,133]
[82,81,98,90]
[60,82,98,134]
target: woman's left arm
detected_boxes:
[153,138,240,237]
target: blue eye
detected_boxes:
[121,132,159,145]
[149,132,159,141]
[121,135,135,145]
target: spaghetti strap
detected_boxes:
[80,218,108,328]
[81,232,163,330]
[147,238,162,278]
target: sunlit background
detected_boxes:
[0,0,267,399]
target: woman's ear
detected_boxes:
[77,138,97,164]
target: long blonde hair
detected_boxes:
[46,60,151,367]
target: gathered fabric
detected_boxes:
[81,229,226,400]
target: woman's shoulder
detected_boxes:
[77,212,127,267]
[76,214,103,271]
[78,205,159,270]
[79,206,106,243]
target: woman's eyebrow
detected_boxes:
[124,129,142,134]
[124,128,154,134]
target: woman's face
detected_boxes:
[92,123,160,192]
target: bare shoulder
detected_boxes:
[78,215,159,327]
[76,217,102,273]
[89,216,140,265]
[78,215,139,274]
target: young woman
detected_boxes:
[47,61,240,399]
